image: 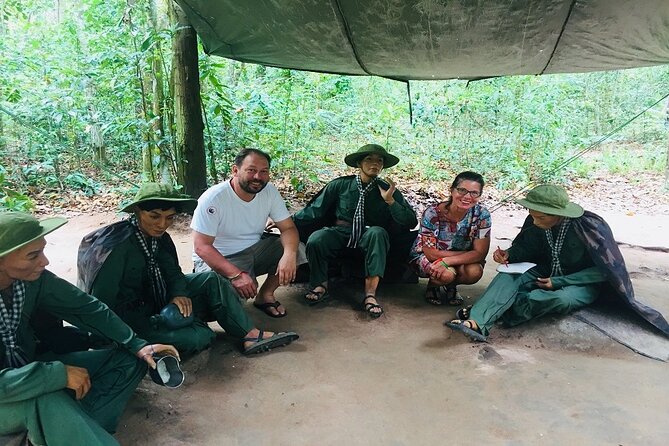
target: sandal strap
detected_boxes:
[242,329,263,343]
[462,320,480,332]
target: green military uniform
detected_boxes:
[0,271,148,446]
[293,176,417,288]
[470,222,608,336]
[88,226,253,355]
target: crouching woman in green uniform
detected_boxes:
[0,212,178,446]
[77,183,298,357]
[446,184,669,342]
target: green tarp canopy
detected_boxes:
[176,0,669,80]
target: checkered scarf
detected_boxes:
[0,281,29,368]
[129,215,167,308]
[347,175,377,248]
[545,218,571,277]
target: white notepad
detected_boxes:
[496,262,536,274]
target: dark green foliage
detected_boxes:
[0,0,667,201]
[0,166,33,211]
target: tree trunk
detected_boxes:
[168,1,207,197]
[89,119,106,164]
[149,0,172,184]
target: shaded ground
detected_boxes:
[42,202,669,446]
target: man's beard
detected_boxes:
[238,178,268,194]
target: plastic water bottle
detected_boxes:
[149,303,194,330]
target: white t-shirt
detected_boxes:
[191,180,290,259]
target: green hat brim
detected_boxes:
[120,197,198,214]
[0,217,68,258]
[515,198,584,218]
[344,151,400,169]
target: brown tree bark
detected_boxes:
[168,1,207,196]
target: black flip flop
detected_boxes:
[253,300,287,318]
[363,295,384,319]
[442,286,464,306]
[455,305,473,320]
[445,319,488,342]
[425,287,443,305]
[243,331,299,355]
[305,287,329,306]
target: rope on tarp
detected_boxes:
[540,0,579,75]
[0,103,138,187]
[333,0,373,76]
[406,81,413,125]
[488,90,669,213]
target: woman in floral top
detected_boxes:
[409,171,492,305]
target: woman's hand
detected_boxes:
[170,296,192,317]
[430,259,457,283]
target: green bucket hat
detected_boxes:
[120,183,198,214]
[515,185,584,218]
[0,212,67,258]
[344,144,400,168]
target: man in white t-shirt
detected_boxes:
[191,148,301,318]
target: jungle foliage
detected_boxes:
[1,0,668,210]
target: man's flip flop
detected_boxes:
[305,288,328,306]
[364,295,384,319]
[243,331,299,355]
[445,319,488,342]
[253,300,287,318]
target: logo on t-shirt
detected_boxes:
[207,206,217,215]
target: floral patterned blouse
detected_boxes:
[409,202,491,262]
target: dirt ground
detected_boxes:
[42,205,669,446]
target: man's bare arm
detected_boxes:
[272,217,299,285]
[192,230,257,298]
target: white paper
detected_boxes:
[496,262,536,274]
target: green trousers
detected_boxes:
[470,270,600,336]
[306,226,389,288]
[0,349,146,446]
[122,271,254,356]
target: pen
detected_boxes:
[497,245,509,267]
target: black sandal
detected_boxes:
[455,305,473,320]
[253,300,287,318]
[242,330,299,355]
[444,319,487,342]
[442,285,464,306]
[363,295,384,319]
[305,287,328,306]
[424,287,443,306]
